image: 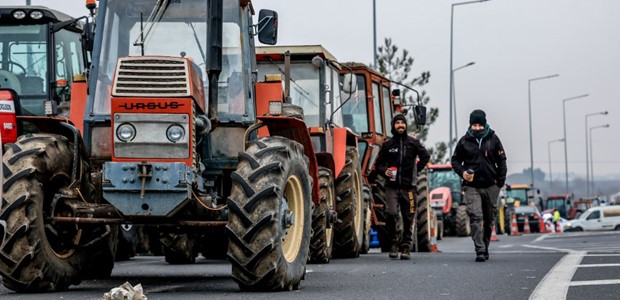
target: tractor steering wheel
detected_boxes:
[7,61,27,75]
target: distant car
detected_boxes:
[564,206,620,232]
[512,206,541,233]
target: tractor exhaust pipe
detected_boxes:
[206,0,223,123]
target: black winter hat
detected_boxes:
[391,114,407,136]
[469,109,487,126]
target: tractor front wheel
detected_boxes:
[227,136,311,291]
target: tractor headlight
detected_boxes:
[166,125,185,143]
[29,10,44,20]
[116,123,136,142]
[12,10,27,19]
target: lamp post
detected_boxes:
[562,94,589,194]
[452,61,475,139]
[527,74,559,187]
[373,0,377,69]
[449,0,490,157]
[589,124,610,194]
[585,111,608,195]
[548,138,565,193]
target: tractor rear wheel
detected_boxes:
[0,134,116,292]
[227,136,311,291]
[415,170,432,252]
[309,167,336,263]
[360,185,372,255]
[332,146,364,258]
[455,205,471,237]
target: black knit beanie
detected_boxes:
[469,109,487,126]
[391,114,408,136]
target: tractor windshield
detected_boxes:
[92,0,248,119]
[429,168,462,204]
[506,189,528,206]
[340,74,369,133]
[257,62,321,126]
[0,24,83,116]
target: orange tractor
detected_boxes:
[339,63,436,252]
[2,0,320,292]
[255,45,366,261]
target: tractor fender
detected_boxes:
[15,116,88,158]
[315,152,336,176]
[332,127,359,178]
[256,115,320,205]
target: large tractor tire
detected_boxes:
[371,176,403,253]
[309,167,336,263]
[0,134,116,292]
[455,205,471,237]
[415,170,432,252]
[227,136,311,291]
[360,185,372,255]
[332,146,364,258]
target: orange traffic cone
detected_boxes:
[539,217,547,233]
[555,221,563,233]
[491,225,500,242]
[523,215,531,234]
[510,213,520,236]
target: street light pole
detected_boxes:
[585,111,608,195]
[562,94,589,194]
[589,124,610,194]
[527,74,559,187]
[548,138,565,193]
[373,0,377,69]
[449,0,490,158]
[452,61,475,140]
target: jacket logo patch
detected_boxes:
[389,148,398,153]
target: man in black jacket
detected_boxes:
[375,114,430,260]
[451,109,507,262]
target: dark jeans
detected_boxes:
[385,187,416,248]
[463,185,500,254]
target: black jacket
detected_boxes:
[451,130,507,188]
[375,134,431,189]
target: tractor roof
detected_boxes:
[256,45,338,62]
[0,6,75,24]
[340,62,387,79]
[507,184,530,189]
[546,194,572,199]
[428,163,453,170]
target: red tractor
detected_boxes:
[2,0,318,292]
[255,45,366,261]
[428,163,469,237]
[339,63,435,253]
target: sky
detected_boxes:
[6,0,620,180]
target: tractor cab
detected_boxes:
[0,6,86,142]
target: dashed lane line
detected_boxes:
[527,245,585,300]
[570,279,620,286]
[577,263,620,268]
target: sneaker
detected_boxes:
[475,253,486,262]
[484,251,489,260]
[400,246,411,260]
[389,243,398,259]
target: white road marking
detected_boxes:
[533,234,549,243]
[577,263,620,268]
[570,279,620,286]
[585,254,620,257]
[528,245,585,300]
[499,244,513,248]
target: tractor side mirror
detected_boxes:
[341,73,357,94]
[414,105,427,126]
[258,10,278,45]
[82,21,96,52]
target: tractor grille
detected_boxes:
[112,57,190,97]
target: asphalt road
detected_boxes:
[1,231,619,300]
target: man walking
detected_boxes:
[374,114,430,260]
[451,109,507,262]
